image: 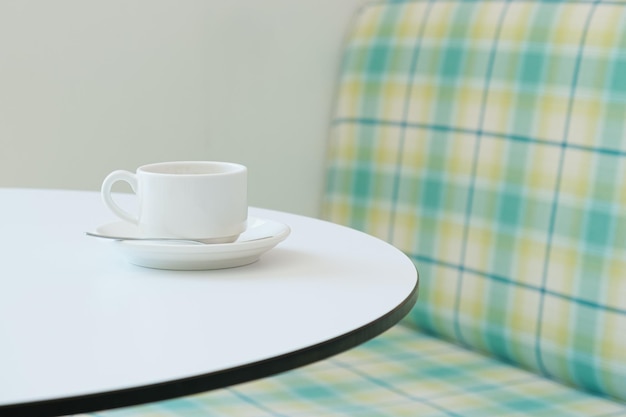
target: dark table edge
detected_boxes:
[1,270,418,417]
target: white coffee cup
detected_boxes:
[101,161,248,243]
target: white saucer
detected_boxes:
[93,217,290,270]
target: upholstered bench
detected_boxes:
[94,0,626,415]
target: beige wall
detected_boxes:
[0,1,367,217]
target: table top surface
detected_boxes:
[0,188,418,416]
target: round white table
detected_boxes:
[0,189,418,416]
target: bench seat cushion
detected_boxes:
[323,0,626,402]
[92,324,626,417]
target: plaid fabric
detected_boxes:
[325,0,626,403]
[90,326,626,417]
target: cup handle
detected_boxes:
[101,170,139,225]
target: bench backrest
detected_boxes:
[323,0,626,401]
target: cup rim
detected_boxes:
[138,161,246,176]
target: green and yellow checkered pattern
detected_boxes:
[93,0,626,415]
[92,327,626,417]
[325,0,626,403]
